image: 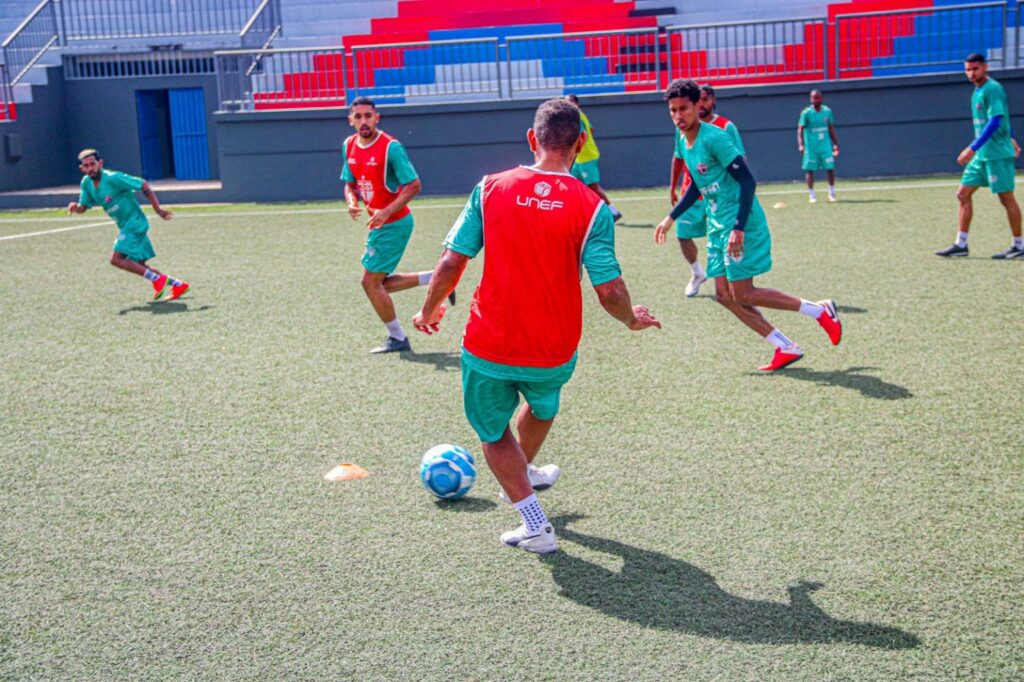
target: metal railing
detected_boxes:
[0,64,14,122]
[60,0,268,42]
[64,51,216,80]
[239,0,282,52]
[1,0,59,86]
[666,17,827,84]
[836,2,1009,79]
[507,28,659,98]
[216,47,346,111]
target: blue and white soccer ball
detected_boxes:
[420,444,476,500]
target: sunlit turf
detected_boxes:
[1,177,1022,679]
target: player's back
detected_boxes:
[464,166,604,367]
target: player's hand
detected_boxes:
[654,216,673,245]
[1013,138,1021,158]
[628,305,661,331]
[957,147,975,166]
[798,144,804,153]
[670,189,679,206]
[367,207,392,230]
[413,303,447,335]
[156,207,173,221]
[727,230,745,261]
[832,144,840,157]
[66,202,81,215]
[347,203,362,220]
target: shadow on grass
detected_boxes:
[432,497,497,513]
[827,199,897,204]
[836,305,867,314]
[542,515,920,649]
[616,222,655,229]
[400,351,460,371]
[118,302,214,316]
[766,366,913,400]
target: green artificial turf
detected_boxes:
[1,177,1022,680]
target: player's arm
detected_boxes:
[959,114,1004,165]
[797,124,805,152]
[67,201,88,214]
[828,120,839,155]
[593,278,660,331]
[141,182,173,221]
[344,181,362,219]
[724,156,757,260]
[368,177,421,229]
[413,248,469,334]
[584,206,659,331]
[670,157,686,204]
[654,180,700,245]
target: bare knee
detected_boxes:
[999,192,1018,208]
[957,187,973,205]
[731,287,755,307]
[715,289,735,308]
[361,272,383,293]
[110,252,125,266]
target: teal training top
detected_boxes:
[78,169,149,233]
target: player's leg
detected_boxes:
[383,270,458,304]
[361,269,411,353]
[826,169,837,202]
[676,204,708,297]
[361,218,416,352]
[110,229,179,300]
[109,250,150,277]
[714,276,772,335]
[503,366,574,500]
[990,158,1024,258]
[516,403,554,465]
[938,159,986,256]
[573,160,621,220]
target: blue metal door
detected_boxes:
[135,90,164,180]
[168,88,211,180]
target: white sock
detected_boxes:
[808,188,816,199]
[1013,236,1023,248]
[417,271,432,286]
[690,260,705,278]
[608,204,621,216]
[384,318,406,341]
[828,184,836,197]
[766,328,796,351]
[798,299,824,318]
[955,231,969,248]
[514,493,549,534]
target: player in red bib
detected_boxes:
[341,97,454,354]
[667,84,746,299]
[412,99,661,554]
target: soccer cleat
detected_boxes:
[500,524,558,554]
[828,194,837,203]
[935,243,968,257]
[816,299,842,346]
[685,272,707,298]
[808,195,817,204]
[498,463,562,504]
[759,346,804,372]
[151,273,169,300]
[369,336,411,354]
[447,289,457,306]
[167,280,190,301]
[991,245,1024,259]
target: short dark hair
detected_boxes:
[533,98,581,152]
[965,53,986,64]
[810,89,823,96]
[699,84,716,98]
[78,148,101,162]
[565,94,580,106]
[349,96,376,111]
[664,78,700,103]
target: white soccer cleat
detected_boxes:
[500,524,558,554]
[808,195,817,204]
[828,194,837,203]
[498,463,561,503]
[685,272,707,297]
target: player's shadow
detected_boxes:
[835,305,867,314]
[827,199,897,204]
[399,351,461,371]
[118,302,214,316]
[432,497,497,513]
[616,222,655,229]
[766,366,913,400]
[542,515,920,649]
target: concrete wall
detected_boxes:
[215,70,1024,202]
[0,68,75,193]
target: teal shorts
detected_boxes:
[570,159,601,185]
[461,349,577,444]
[706,222,772,282]
[113,228,156,262]
[961,156,1016,194]
[675,201,707,239]
[362,213,414,274]
[802,150,835,172]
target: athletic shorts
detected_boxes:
[461,349,577,444]
[570,159,601,185]
[961,156,1016,194]
[705,220,773,282]
[675,201,707,239]
[802,150,835,172]
[113,228,156,262]
[362,213,414,274]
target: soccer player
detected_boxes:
[936,53,1024,259]
[797,90,839,203]
[412,99,660,554]
[669,84,745,298]
[342,97,453,354]
[566,94,623,222]
[66,149,189,300]
[655,79,841,372]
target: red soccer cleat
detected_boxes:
[759,347,804,372]
[816,299,842,346]
[152,273,169,300]
[168,280,190,301]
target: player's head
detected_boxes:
[664,78,701,133]
[348,96,380,139]
[810,90,823,108]
[77,148,103,178]
[964,53,988,84]
[527,98,584,161]
[698,84,717,119]
[565,94,580,107]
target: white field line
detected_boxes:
[0,180,957,240]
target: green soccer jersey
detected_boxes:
[340,137,419,191]
[78,169,149,233]
[679,122,766,234]
[799,105,834,154]
[675,117,745,160]
[972,77,1015,161]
